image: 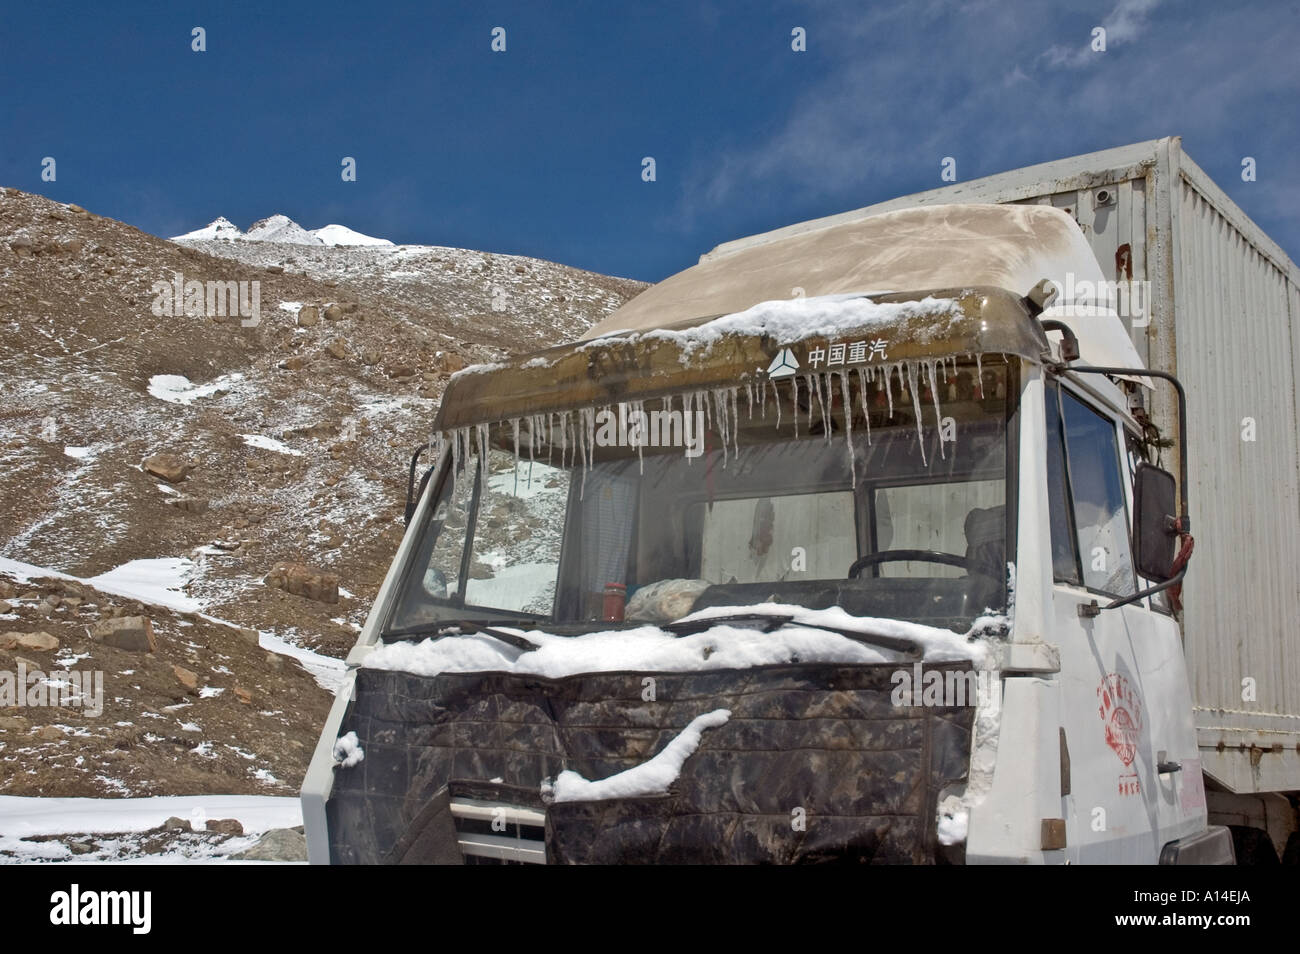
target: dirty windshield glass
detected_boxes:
[387,358,1015,634]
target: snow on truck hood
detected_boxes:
[361,603,995,680]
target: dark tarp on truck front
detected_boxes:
[326,661,977,864]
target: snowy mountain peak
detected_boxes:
[171,216,245,242]
[170,215,395,247]
[311,224,394,247]
[245,214,323,245]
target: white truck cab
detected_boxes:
[305,144,1299,864]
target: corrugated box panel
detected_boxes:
[1173,165,1300,781]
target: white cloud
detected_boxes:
[672,0,1300,268]
[1040,0,1163,69]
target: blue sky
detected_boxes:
[2,0,1296,281]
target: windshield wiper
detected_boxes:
[429,621,541,652]
[664,612,921,658]
[663,613,793,636]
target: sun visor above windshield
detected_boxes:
[584,203,1109,341]
[435,286,1048,432]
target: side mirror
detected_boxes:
[1133,463,1178,581]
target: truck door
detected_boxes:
[1044,380,1201,862]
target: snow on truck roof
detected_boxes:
[584,203,1145,373]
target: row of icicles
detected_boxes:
[435,355,1003,495]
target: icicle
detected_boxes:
[557,412,567,469]
[885,364,896,419]
[791,375,800,438]
[575,407,591,497]
[633,398,645,474]
[568,409,576,469]
[856,367,872,445]
[576,409,585,480]
[976,352,984,398]
[450,426,462,483]
[818,373,832,442]
[713,388,728,466]
[731,385,741,460]
[662,393,674,452]
[568,410,574,462]
[475,422,491,499]
[683,392,695,465]
[584,407,596,483]
[906,362,927,466]
[771,378,781,430]
[746,381,754,419]
[840,371,856,487]
[511,418,521,493]
[927,360,945,461]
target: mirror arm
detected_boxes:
[405,444,438,526]
[1100,564,1189,611]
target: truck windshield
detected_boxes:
[388,357,1016,635]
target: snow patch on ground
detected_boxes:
[0,794,301,864]
[87,558,204,614]
[240,434,303,456]
[0,555,346,693]
[147,373,243,405]
[256,631,347,694]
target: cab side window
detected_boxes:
[1046,383,1138,597]
[1045,383,1082,584]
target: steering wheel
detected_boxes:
[848,550,968,579]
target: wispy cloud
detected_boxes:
[673,0,1300,266]
[1041,0,1163,69]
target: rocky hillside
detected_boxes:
[0,189,643,653]
[0,567,334,800]
[0,188,645,808]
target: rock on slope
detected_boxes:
[0,567,334,800]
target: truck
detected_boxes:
[301,136,1300,864]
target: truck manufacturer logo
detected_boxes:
[766,348,799,378]
[1097,673,1143,767]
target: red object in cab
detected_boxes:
[602,582,627,622]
